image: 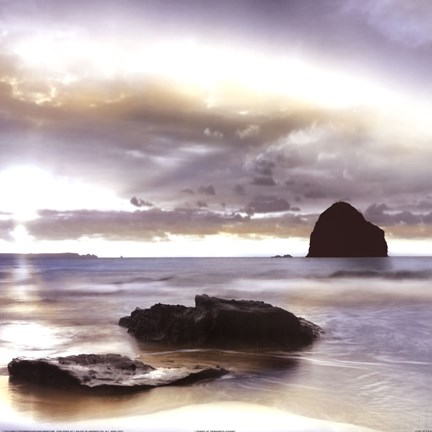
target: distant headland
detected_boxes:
[0,253,98,259]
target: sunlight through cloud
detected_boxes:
[0,166,128,221]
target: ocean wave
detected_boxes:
[112,275,173,285]
[328,270,432,280]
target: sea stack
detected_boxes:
[307,202,388,257]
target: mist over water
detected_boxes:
[1,256,432,431]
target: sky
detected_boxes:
[1,0,432,257]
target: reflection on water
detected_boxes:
[3,349,396,430]
[1,257,432,431]
[137,347,299,373]
[1,323,60,353]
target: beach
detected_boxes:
[1,256,432,431]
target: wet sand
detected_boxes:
[1,398,379,432]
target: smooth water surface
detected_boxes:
[1,256,432,431]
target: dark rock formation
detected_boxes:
[307,202,388,258]
[119,294,321,349]
[8,354,227,392]
[272,254,293,258]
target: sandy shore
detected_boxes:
[1,401,379,432]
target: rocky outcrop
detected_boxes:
[307,202,388,258]
[8,354,227,392]
[119,294,321,349]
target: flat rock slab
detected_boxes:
[119,294,321,349]
[8,354,227,392]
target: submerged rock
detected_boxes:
[119,294,321,349]
[307,202,388,258]
[8,354,227,392]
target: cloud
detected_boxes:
[413,198,432,211]
[196,200,208,208]
[236,124,260,140]
[204,128,224,140]
[250,125,327,174]
[341,0,432,46]
[233,184,247,196]
[242,195,291,215]
[198,185,216,195]
[245,154,278,186]
[0,219,14,240]
[364,203,390,222]
[27,208,244,240]
[251,158,275,176]
[365,203,425,226]
[2,2,432,249]
[303,189,328,199]
[245,121,432,210]
[27,207,311,241]
[130,197,154,208]
[251,176,277,186]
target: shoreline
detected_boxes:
[1,401,379,432]
[1,257,429,431]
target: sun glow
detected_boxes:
[0,165,128,221]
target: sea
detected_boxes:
[1,256,431,432]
